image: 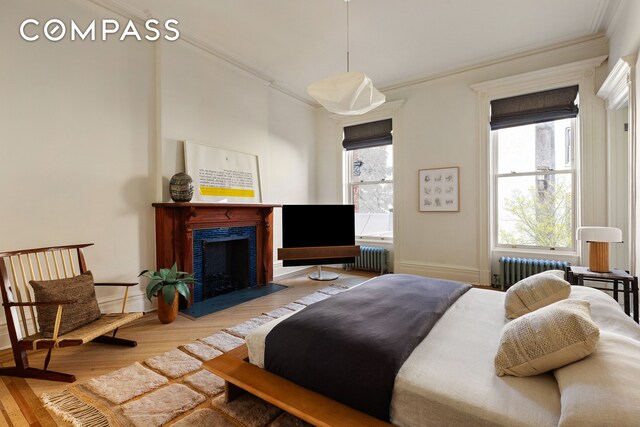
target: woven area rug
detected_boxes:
[41,282,358,427]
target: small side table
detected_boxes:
[566,266,639,323]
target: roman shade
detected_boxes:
[490,85,579,130]
[342,119,392,151]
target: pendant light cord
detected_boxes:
[346,0,350,72]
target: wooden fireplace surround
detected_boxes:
[152,203,281,307]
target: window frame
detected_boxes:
[332,100,403,246]
[345,141,394,242]
[471,55,607,285]
[491,118,577,252]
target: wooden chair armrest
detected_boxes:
[5,301,74,340]
[5,300,77,307]
[93,283,136,313]
[94,282,138,287]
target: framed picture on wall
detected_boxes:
[185,141,262,203]
[419,167,459,212]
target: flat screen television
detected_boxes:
[282,204,356,267]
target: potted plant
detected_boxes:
[139,263,194,324]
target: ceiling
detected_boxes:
[110,0,620,104]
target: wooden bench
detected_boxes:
[0,243,143,382]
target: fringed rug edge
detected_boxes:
[41,388,115,427]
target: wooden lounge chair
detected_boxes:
[0,243,143,382]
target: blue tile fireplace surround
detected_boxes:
[152,203,280,307]
[192,226,257,303]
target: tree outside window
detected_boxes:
[494,118,574,250]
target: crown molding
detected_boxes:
[470,55,608,94]
[597,55,637,109]
[589,0,620,33]
[604,0,625,37]
[382,34,608,93]
[86,0,316,108]
[86,0,608,109]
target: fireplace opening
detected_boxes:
[202,236,250,299]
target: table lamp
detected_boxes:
[576,226,623,273]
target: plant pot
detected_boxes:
[157,291,179,324]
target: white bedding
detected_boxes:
[246,283,640,427]
[390,288,559,427]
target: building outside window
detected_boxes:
[490,85,579,252]
[493,118,575,250]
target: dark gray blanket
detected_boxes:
[264,274,471,421]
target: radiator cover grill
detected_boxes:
[346,246,387,274]
[499,257,569,289]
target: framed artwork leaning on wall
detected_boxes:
[184,141,262,204]
[419,166,459,212]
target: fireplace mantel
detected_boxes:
[152,202,281,306]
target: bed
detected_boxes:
[208,274,640,426]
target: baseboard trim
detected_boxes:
[98,292,154,314]
[394,261,480,284]
[272,261,312,281]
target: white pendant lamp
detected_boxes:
[307,0,385,115]
[307,72,385,115]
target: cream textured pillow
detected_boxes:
[505,270,570,319]
[495,299,599,377]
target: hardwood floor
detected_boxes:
[0,268,375,426]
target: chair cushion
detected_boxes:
[30,271,101,337]
[505,270,570,319]
[21,312,145,349]
[494,299,600,377]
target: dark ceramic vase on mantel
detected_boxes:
[169,172,194,202]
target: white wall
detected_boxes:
[266,88,318,276]
[0,0,156,324]
[315,108,343,204]
[0,0,316,349]
[159,40,269,200]
[316,37,609,284]
[608,107,630,270]
[159,40,317,278]
[607,0,640,276]
[636,59,640,277]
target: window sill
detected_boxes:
[356,237,394,245]
[492,247,578,263]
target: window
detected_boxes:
[493,119,575,249]
[343,119,393,240]
[491,86,578,251]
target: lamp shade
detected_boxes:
[576,227,623,243]
[307,71,385,115]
